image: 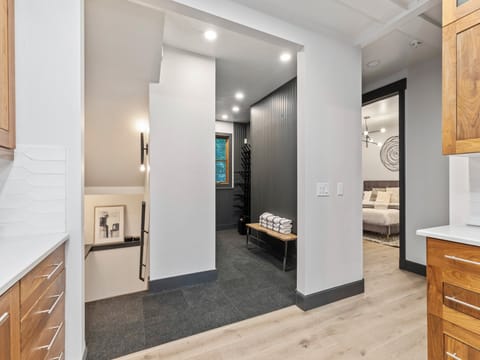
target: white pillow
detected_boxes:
[363,191,372,201]
[386,187,400,203]
[375,191,392,209]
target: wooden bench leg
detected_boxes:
[283,242,288,272]
[246,227,250,249]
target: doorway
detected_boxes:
[362,79,407,268]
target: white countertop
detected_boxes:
[417,225,480,247]
[0,233,68,295]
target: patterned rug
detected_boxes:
[363,232,399,248]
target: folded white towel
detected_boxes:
[267,224,274,230]
[272,216,282,224]
[279,229,292,235]
[266,215,275,222]
[280,224,292,230]
[279,218,292,225]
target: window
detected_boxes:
[216,133,232,188]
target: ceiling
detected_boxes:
[229,0,443,85]
[362,95,399,129]
[163,12,299,122]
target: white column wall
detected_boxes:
[149,47,216,280]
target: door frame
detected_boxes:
[362,79,420,274]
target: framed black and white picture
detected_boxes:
[94,205,125,244]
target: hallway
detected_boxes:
[85,229,296,359]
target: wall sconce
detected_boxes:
[140,132,149,172]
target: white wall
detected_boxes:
[84,193,144,244]
[149,46,216,280]
[15,0,85,358]
[85,0,164,187]
[150,0,363,296]
[85,246,147,302]
[362,123,399,181]
[364,55,449,265]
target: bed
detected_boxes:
[363,181,400,238]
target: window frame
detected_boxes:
[215,132,233,189]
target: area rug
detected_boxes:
[363,232,399,248]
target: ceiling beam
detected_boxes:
[354,0,441,48]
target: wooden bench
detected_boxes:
[246,223,297,271]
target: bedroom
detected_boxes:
[362,93,401,250]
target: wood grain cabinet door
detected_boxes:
[445,335,480,359]
[0,0,14,150]
[445,0,480,26]
[443,9,480,155]
[0,284,20,360]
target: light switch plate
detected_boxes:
[337,182,344,196]
[316,182,329,197]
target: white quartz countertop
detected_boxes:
[417,225,480,247]
[0,233,68,295]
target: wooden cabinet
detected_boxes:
[427,238,480,359]
[0,243,65,360]
[443,2,480,155]
[0,0,15,150]
[444,0,480,26]
[0,283,20,360]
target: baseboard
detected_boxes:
[400,259,426,276]
[83,347,88,360]
[216,224,237,231]
[149,270,218,292]
[296,279,365,311]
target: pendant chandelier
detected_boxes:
[362,116,386,148]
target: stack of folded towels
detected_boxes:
[259,212,293,235]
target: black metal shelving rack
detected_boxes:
[235,143,251,234]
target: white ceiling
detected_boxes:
[362,95,399,129]
[163,12,299,122]
[229,0,443,85]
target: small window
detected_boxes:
[216,133,232,188]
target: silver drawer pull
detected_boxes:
[445,255,480,266]
[49,352,64,360]
[36,291,64,315]
[446,352,462,360]
[0,312,9,326]
[36,262,63,281]
[36,322,63,351]
[445,296,480,312]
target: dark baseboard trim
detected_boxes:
[149,270,218,293]
[216,224,237,231]
[296,279,365,311]
[400,260,426,277]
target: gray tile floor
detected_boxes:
[85,229,297,360]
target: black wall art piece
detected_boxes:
[380,136,400,172]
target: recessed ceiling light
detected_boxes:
[204,30,218,42]
[409,39,423,48]
[235,92,245,101]
[232,106,240,113]
[367,60,381,68]
[380,128,386,133]
[280,52,292,63]
[221,114,229,120]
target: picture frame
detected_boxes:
[94,205,125,245]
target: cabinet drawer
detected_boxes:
[21,244,65,315]
[445,335,480,359]
[45,324,64,360]
[21,295,64,360]
[0,283,20,360]
[20,270,65,352]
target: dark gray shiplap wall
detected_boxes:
[216,123,249,230]
[251,79,297,230]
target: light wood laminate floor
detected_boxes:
[117,241,427,360]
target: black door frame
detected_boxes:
[362,79,424,276]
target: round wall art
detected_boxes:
[380,136,399,172]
